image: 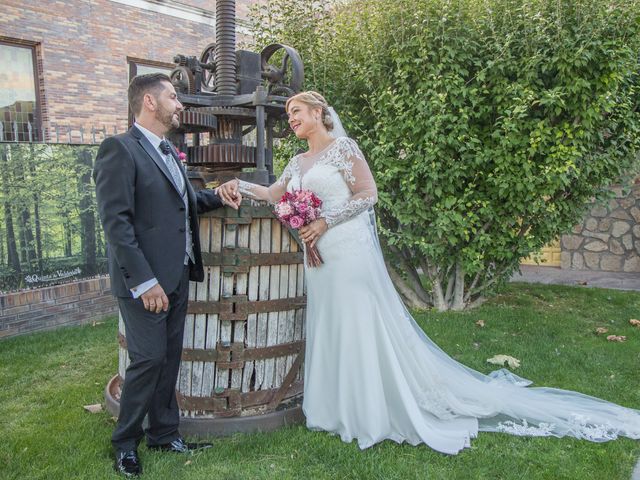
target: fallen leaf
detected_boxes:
[475,320,485,327]
[486,354,520,369]
[595,327,609,335]
[185,460,192,466]
[606,335,627,342]
[629,319,640,327]
[83,404,103,414]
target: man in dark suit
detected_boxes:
[94,73,240,477]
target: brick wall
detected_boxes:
[0,0,258,143]
[0,276,117,339]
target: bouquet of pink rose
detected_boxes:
[274,189,324,267]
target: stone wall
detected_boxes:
[561,181,640,272]
[0,276,117,339]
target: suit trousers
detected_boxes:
[112,265,190,452]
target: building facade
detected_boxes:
[1,0,255,143]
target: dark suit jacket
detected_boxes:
[93,125,223,298]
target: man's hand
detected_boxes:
[299,218,328,248]
[217,179,242,210]
[140,284,169,313]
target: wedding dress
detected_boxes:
[238,136,640,453]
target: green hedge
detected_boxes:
[248,0,640,309]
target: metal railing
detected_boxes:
[0,120,122,145]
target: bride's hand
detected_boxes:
[299,219,328,248]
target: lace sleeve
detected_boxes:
[321,138,378,228]
[237,159,294,203]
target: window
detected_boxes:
[128,58,174,82]
[0,41,41,142]
[127,58,174,126]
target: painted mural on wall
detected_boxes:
[0,143,107,292]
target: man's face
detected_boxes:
[154,81,183,131]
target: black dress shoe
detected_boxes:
[114,450,142,477]
[148,437,212,453]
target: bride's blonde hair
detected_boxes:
[285,91,334,132]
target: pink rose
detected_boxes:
[297,203,308,214]
[277,203,293,216]
[289,215,304,229]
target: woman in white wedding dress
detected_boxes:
[217,91,640,454]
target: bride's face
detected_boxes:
[287,100,323,139]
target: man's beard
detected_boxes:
[156,105,180,130]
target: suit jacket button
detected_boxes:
[179,227,186,232]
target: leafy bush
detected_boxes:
[247,0,640,310]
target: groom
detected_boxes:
[94,73,240,477]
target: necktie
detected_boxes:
[159,140,193,263]
[159,140,185,193]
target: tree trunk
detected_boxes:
[451,261,465,311]
[77,149,96,275]
[4,205,20,274]
[0,146,21,274]
[385,260,430,310]
[11,147,36,266]
[388,245,431,304]
[29,145,43,272]
[96,223,105,258]
[18,206,35,265]
[421,259,447,311]
[61,205,73,258]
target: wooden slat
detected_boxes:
[216,221,237,391]
[202,218,222,398]
[275,229,290,386]
[255,218,271,389]
[179,275,196,417]
[192,217,213,411]
[231,222,250,390]
[286,240,298,373]
[295,256,306,382]
[242,216,261,392]
[264,219,281,389]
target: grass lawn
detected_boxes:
[1,283,639,480]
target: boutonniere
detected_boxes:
[176,148,187,164]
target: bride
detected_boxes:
[216,91,640,454]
